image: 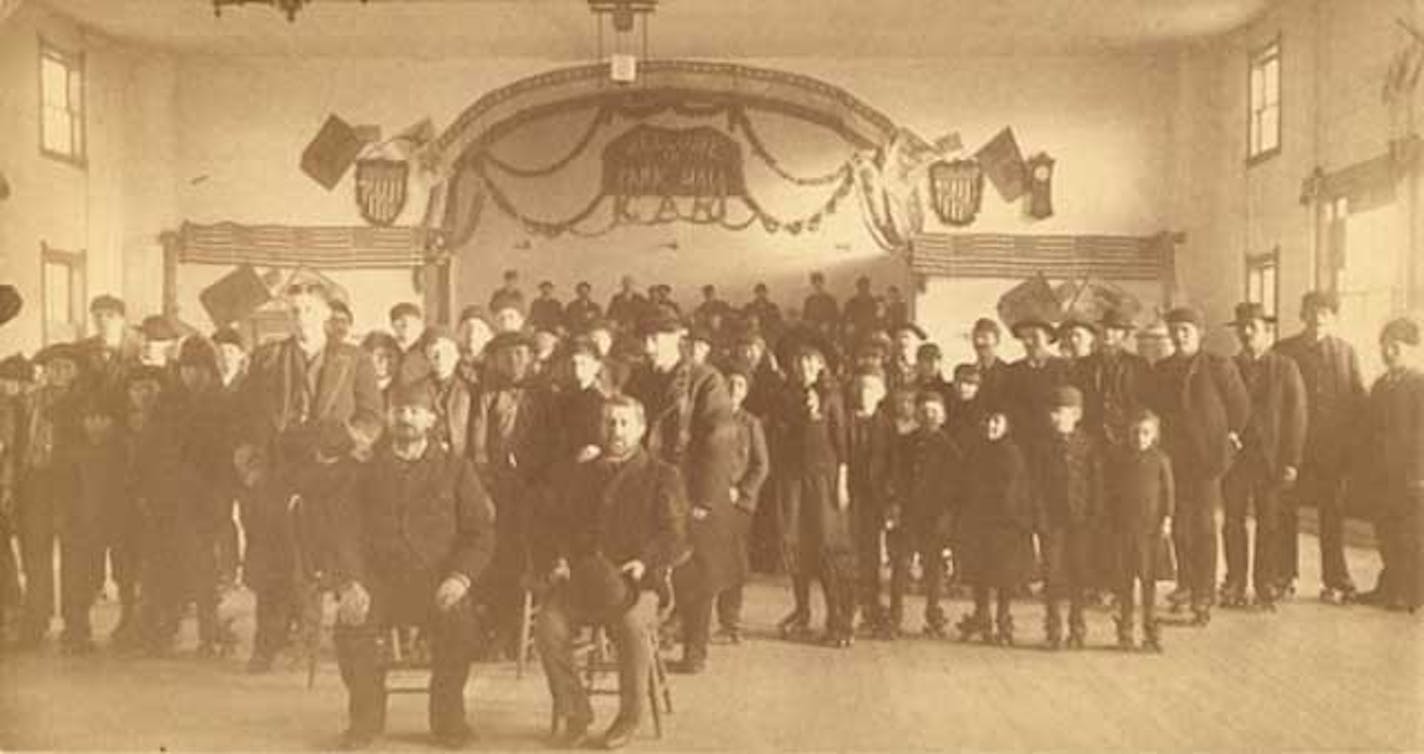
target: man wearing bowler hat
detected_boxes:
[1151,305,1250,625]
[535,394,689,750]
[333,379,496,750]
[624,308,736,674]
[1002,317,1071,465]
[1221,302,1307,610]
[236,280,383,671]
[1274,290,1368,603]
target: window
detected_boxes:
[39,41,84,164]
[1248,38,1281,163]
[41,243,86,345]
[1246,247,1280,339]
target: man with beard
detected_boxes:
[333,380,495,750]
[624,309,736,674]
[469,331,554,656]
[535,395,689,750]
[236,282,383,672]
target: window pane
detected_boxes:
[1264,57,1280,104]
[44,261,71,324]
[1261,106,1280,152]
[41,56,67,106]
[1263,267,1278,315]
[67,66,82,112]
[1250,67,1264,111]
[43,107,71,154]
[1249,113,1262,155]
[1247,269,1262,303]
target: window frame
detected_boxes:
[40,242,87,345]
[37,37,86,168]
[1246,35,1282,167]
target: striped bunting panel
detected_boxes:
[179,222,431,269]
[910,233,1171,281]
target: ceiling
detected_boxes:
[38,0,1270,59]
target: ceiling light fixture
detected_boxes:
[213,0,369,23]
[589,0,656,84]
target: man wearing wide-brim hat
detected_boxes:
[1000,316,1071,483]
[1273,290,1368,603]
[1151,305,1250,625]
[1220,302,1307,610]
[623,306,737,676]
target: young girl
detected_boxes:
[1109,410,1174,652]
[773,336,855,648]
[955,411,1033,645]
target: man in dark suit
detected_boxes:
[237,281,384,671]
[1001,318,1071,464]
[743,283,784,341]
[1274,290,1368,602]
[389,301,435,391]
[528,281,565,335]
[842,276,883,346]
[1360,317,1424,612]
[564,282,603,333]
[333,380,496,750]
[970,317,1010,408]
[1151,306,1250,625]
[803,272,840,341]
[624,309,736,674]
[1222,303,1307,609]
[535,395,689,750]
[421,328,473,459]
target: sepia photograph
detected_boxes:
[0,0,1421,750]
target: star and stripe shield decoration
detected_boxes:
[354,158,410,227]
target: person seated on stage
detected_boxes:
[490,268,526,316]
[955,410,1033,646]
[333,381,496,750]
[535,395,689,751]
[529,280,565,335]
[565,282,603,334]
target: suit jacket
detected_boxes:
[469,380,553,489]
[529,296,565,333]
[625,360,737,510]
[77,331,141,419]
[241,337,384,456]
[564,298,603,331]
[729,409,770,512]
[357,442,496,586]
[1150,350,1250,478]
[1233,350,1308,477]
[1364,368,1424,506]
[893,426,961,526]
[547,449,690,584]
[999,357,1071,448]
[392,334,435,391]
[427,374,474,459]
[1274,333,1367,469]
[1072,348,1150,447]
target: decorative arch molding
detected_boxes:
[421,60,942,254]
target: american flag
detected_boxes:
[178,222,431,270]
[910,232,1174,282]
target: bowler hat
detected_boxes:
[1051,385,1084,409]
[487,330,535,353]
[1382,316,1422,347]
[1300,290,1340,315]
[140,315,180,342]
[1227,302,1277,326]
[90,294,126,317]
[1099,309,1137,332]
[1011,317,1058,341]
[0,285,21,326]
[1163,306,1205,329]
[389,380,436,412]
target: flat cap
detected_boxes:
[1057,317,1098,338]
[636,306,686,338]
[140,315,180,341]
[1163,306,1205,329]
[1099,309,1137,332]
[212,326,245,349]
[89,294,126,316]
[1300,290,1340,315]
[33,342,80,366]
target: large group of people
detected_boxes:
[0,267,1420,750]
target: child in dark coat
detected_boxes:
[886,390,960,637]
[61,395,125,653]
[954,411,1034,645]
[1035,386,1104,650]
[1108,410,1174,651]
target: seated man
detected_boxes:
[536,395,689,750]
[333,382,496,750]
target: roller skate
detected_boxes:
[1114,617,1135,651]
[1218,582,1248,609]
[955,612,990,643]
[994,614,1015,647]
[1165,586,1192,614]
[1066,626,1086,650]
[778,610,811,641]
[1142,622,1163,653]
[1189,605,1211,627]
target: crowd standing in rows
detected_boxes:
[0,269,1419,750]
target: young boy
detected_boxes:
[717,367,770,643]
[1109,410,1174,651]
[62,394,125,653]
[888,390,961,637]
[955,411,1033,645]
[1035,386,1103,650]
[844,370,893,637]
[946,363,986,450]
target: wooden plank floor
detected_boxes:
[1,531,1420,752]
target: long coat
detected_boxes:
[1072,348,1150,448]
[1274,333,1367,472]
[1234,350,1308,478]
[999,357,1071,451]
[1363,368,1424,504]
[625,360,739,595]
[955,436,1034,589]
[469,380,554,582]
[240,337,384,460]
[1150,350,1251,479]
[725,409,770,584]
[771,379,853,576]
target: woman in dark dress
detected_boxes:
[772,336,856,647]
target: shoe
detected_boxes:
[1320,587,1347,605]
[1116,633,1136,651]
[1277,580,1297,600]
[1142,635,1163,653]
[247,653,276,674]
[1355,588,1386,606]
[955,613,989,642]
[551,718,594,749]
[1066,632,1085,650]
[1219,583,1247,608]
[433,725,474,750]
[600,718,639,750]
[668,657,705,675]
[1190,608,1211,627]
[822,632,853,649]
[777,611,809,640]
[337,729,378,751]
